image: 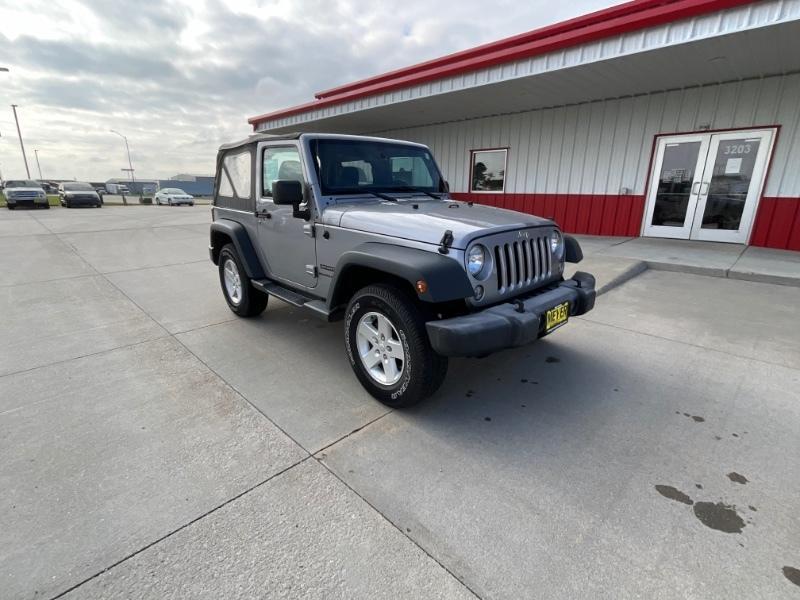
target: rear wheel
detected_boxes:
[345,284,448,407]
[218,244,268,317]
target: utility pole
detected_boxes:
[34,149,43,180]
[110,130,135,182]
[11,105,31,179]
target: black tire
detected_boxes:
[345,284,448,408]
[7,205,15,210]
[43,204,50,209]
[218,243,268,317]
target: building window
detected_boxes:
[470,149,507,193]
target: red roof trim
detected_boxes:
[248,0,756,126]
[315,0,683,100]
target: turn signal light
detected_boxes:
[416,280,428,294]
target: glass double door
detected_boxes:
[642,129,774,243]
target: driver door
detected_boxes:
[256,143,318,289]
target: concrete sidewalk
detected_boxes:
[567,235,800,294]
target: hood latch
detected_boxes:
[438,229,454,254]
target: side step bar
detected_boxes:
[251,279,333,321]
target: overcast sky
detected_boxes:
[0,0,623,181]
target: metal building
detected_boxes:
[249,0,800,250]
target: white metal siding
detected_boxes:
[373,73,800,198]
[255,0,800,133]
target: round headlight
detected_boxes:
[550,230,564,256]
[467,245,486,277]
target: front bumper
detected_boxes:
[6,197,48,207]
[426,272,596,357]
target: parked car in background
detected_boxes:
[59,182,102,208]
[2,179,48,209]
[105,183,130,195]
[155,188,194,206]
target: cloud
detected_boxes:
[0,0,623,180]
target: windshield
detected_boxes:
[63,183,94,191]
[5,180,41,188]
[311,139,443,196]
[162,188,185,194]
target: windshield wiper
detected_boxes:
[389,185,443,200]
[333,188,399,202]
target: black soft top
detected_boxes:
[218,132,302,152]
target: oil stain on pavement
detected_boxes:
[654,485,747,534]
[783,566,800,587]
[727,471,748,485]
[655,485,693,505]
[692,501,745,533]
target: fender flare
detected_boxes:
[330,242,474,305]
[209,219,265,279]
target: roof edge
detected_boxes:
[249,0,757,128]
[314,0,678,100]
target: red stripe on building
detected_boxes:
[752,197,800,251]
[451,193,646,238]
[455,192,800,250]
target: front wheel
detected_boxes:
[345,284,448,408]
[218,244,268,317]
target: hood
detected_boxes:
[5,186,44,193]
[323,197,552,248]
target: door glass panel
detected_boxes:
[700,138,760,230]
[651,142,701,227]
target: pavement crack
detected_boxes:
[47,456,312,600]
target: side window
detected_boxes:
[470,149,507,192]
[218,171,234,197]
[262,147,304,197]
[222,150,252,199]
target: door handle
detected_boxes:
[699,182,709,195]
[258,212,272,220]
[691,181,701,195]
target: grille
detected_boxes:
[493,235,551,294]
[11,191,40,198]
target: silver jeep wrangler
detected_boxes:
[209,133,596,407]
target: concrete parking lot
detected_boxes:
[1,206,799,599]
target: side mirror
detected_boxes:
[272,180,303,206]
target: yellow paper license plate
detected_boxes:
[545,302,569,332]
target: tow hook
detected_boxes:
[513,299,525,313]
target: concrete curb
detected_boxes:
[644,261,800,288]
[596,260,648,295]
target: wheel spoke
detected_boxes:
[363,351,382,368]
[383,356,399,380]
[357,319,379,342]
[377,314,393,339]
[386,344,404,360]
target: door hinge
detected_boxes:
[303,224,315,238]
[305,264,318,277]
